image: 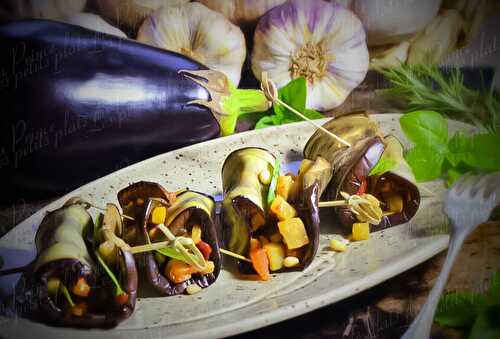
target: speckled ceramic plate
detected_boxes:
[0,114,474,339]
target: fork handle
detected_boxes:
[401,231,468,339]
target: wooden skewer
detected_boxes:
[130,242,253,263]
[260,73,351,148]
[318,200,349,208]
[220,249,252,263]
[92,204,135,221]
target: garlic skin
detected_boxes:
[407,9,463,65]
[252,0,369,111]
[351,0,442,47]
[61,13,127,38]
[96,0,190,29]
[196,0,287,26]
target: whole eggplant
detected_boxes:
[0,19,221,201]
[15,202,138,328]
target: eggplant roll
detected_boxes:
[304,113,420,230]
[118,181,221,295]
[15,203,138,328]
[0,19,220,200]
[221,147,321,272]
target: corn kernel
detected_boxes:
[191,225,202,244]
[330,239,347,252]
[283,256,299,268]
[151,206,167,225]
[186,284,202,295]
[352,222,370,241]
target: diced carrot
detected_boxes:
[71,302,87,317]
[196,240,212,260]
[72,277,91,297]
[115,292,129,305]
[250,248,270,281]
[165,259,197,284]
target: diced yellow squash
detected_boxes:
[276,175,294,201]
[263,242,286,271]
[191,224,202,244]
[251,213,266,231]
[330,239,347,252]
[270,195,297,221]
[151,206,167,225]
[352,222,370,241]
[47,277,61,296]
[278,217,309,250]
[298,159,314,176]
[98,240,117,264]
[258,235,269,246]
[385,194,403,213]
[250,238,261,250]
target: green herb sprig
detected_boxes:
[400,110,500,185]
[435,270,500,338]
[255,77,324,129]
[380,64,500,132]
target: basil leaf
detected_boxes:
[400,111,448,150]
[267,158,281,206]
[156,247,188,263]
[279,77,307,112]
[448,131,500,171]
[255,115,278,129]
[369,158,397,176]
[469,305,500,339]
[405,145,445,182]
[303,108,325,120]
[96,251,124,296]
[435,292,485,328]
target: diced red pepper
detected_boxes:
[115,292,129,305]
[196,240,212,260]
[356,179,368,195]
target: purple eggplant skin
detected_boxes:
[0,19,220,201]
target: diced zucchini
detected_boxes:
[47,277,61,296]
[270,195,297,221]
[263,242,286,271]
[277,217,309,250]
[276,175,294,201]
[352,222,370,241]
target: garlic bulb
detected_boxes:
[96,0,189,29]
[407,9,463,65]
[61,13,127,38]
[196,0,286,26]
[137,2,246,86]
[0,0,86,21]
[351,0,442,46]
[252,0,369,112]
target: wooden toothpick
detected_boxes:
[260,73,351,147]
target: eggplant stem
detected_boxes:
[260,72,351,147]
[220,249,252,263]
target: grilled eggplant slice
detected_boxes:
[15,202,138,328]
[221,147,321,272]
[304,113,420,231]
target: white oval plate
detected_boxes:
[0,114,473,339]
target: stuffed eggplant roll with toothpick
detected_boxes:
[222,147,330,280]
[304,113,420,231]
[118,182,221,295]
[15,201,137,328]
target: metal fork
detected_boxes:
[402,172,500,339]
